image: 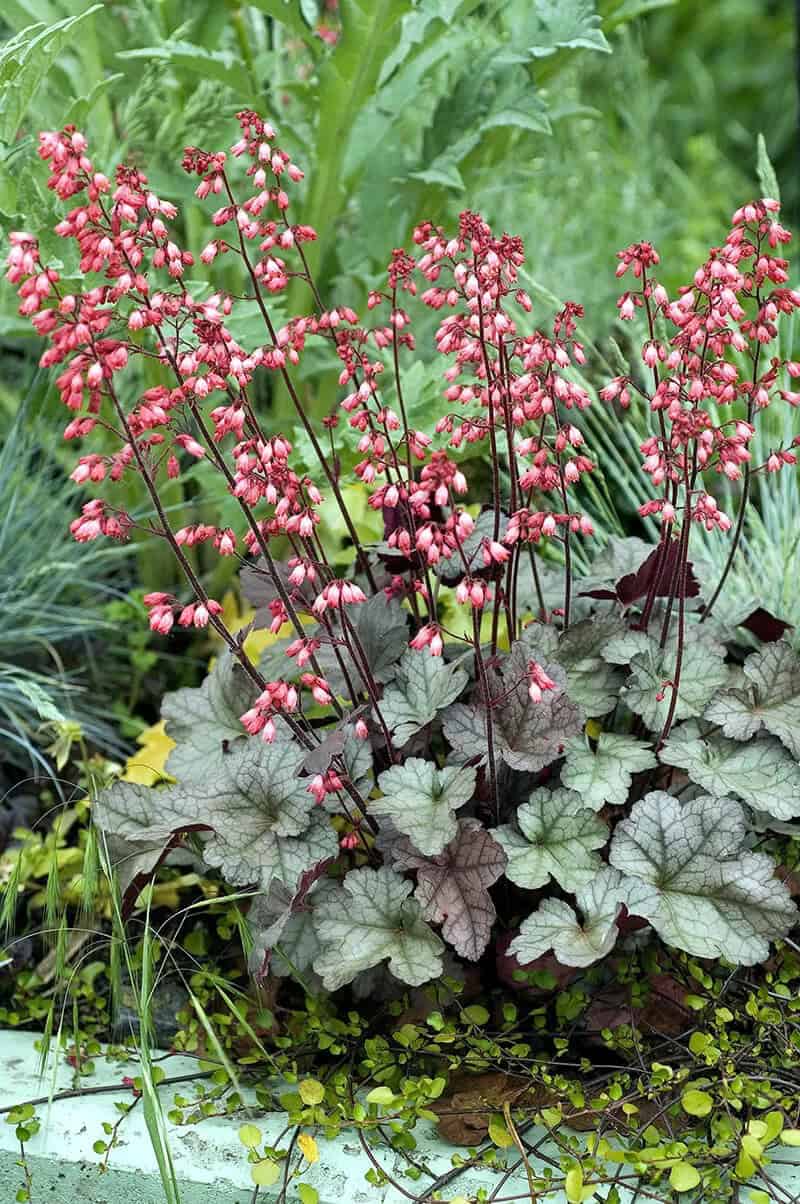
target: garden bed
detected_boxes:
[3,1028,800,1204]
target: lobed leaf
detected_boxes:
[510,867,627,968]
[609,791,797,964]
[313,866,444,989]
[562,732,657,810]
[381,649,469,745]
[705,640,800,760]
[96,739,336,891]
[162,651,260,781]
[493,787,607,893]
[659,721,800,820]
[391,819,506,960]
[620,627,729,731]
[488,643,584,772]
[373,758,477,855]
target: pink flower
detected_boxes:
[527,661,557,704]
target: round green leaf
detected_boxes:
[669,1162,701,1192]
[238,1123,263,1148]
[299,1079,325,1106]
[250,1159,281,1186]
[681,1089,713,1117]
[488,1114,513,1149]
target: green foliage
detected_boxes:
[0,393,130,774]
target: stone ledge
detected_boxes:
[2,1029,800,1203]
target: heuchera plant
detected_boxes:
[7,114,800,993]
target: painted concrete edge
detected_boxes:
[2,1029,800,1204]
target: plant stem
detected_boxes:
[702,283,763,621]
[472,610,500,823]
[657,468,692,748]
[222,173,377,591]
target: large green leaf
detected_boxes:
[381,649,469,745]
[510,867,627,968]
[705,640,800,760]
[116,42,255,100]
[249,0,317,40]
[373,758,477,855]
[0,6,103,142]
[95,739,335,890]
[391,819,506,961]
[313,866,445,989]
[621,628,729,732]
[609,791,797,965]
[562,732,657,810]
[659,721,800,820]
[162,651,260,781]
[493,787,607,892]
[293,0,413,284]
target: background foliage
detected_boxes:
[0,7,799,1202]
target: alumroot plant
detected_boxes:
[7,113,800,993]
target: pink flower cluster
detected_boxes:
[603,200,800,535]
[6,110,799,792]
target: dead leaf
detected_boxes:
[431,1071,553,1145]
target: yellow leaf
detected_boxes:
[121,721,176,786]
[741,1134,763,1162]
[736,1150,756,1179]
[760,1111,784,1144]
[298,1133,319,1164]
[565,1166,584,1203]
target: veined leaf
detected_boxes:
[162,651,259,781]
[313,866,444,989]
[510,867,627,967]
[562,732,657,810]
[659,721,800,820]
[481,642,584,772]
[96,739,335,891]
[373,759,477,855]
[609,792,797,964]
[391,819,506,960]
[705,640,800,760]
[493,787,607,893]
[522,615,626,715]
[621,627,729,731]
[381,649,469,744]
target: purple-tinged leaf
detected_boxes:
[738,606,793,643]
[391,819,506,961]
